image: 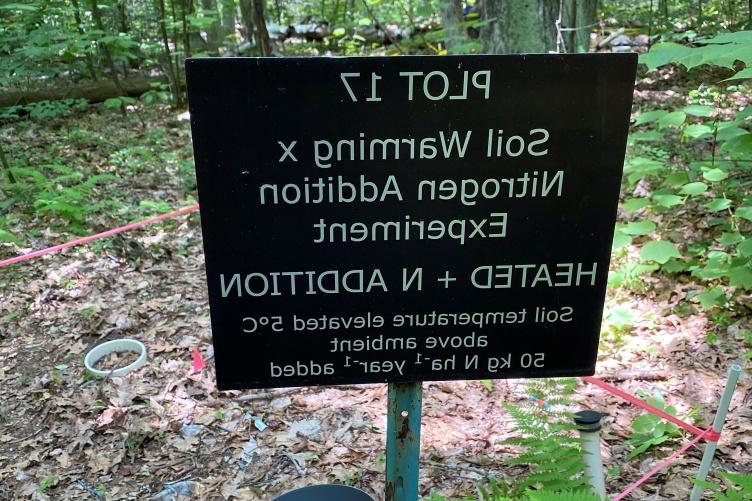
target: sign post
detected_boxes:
[186,55,636,499]
[386,382,422,501]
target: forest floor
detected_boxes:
[0,71,751,500]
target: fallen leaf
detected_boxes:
[88,454,112,474]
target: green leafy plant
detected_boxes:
[141,83,171,105]
[695,471,752,500]
[618,33,752,309]
[627,390,684,459]
[641,31,752,81]
[124,431,146,455]
[601,306,634,346]
[743,330,752,361]
[0,99,87,121]
[341,468,364,486]
[37,475,58,493]
[104,96,136,111]
[0,215,24,245]
[28,99,87,119]
[138,200,172,216]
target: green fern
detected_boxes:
[524,489,602,501]
[490,378,592,497]
[7,162,121,233]
[478,479,600,501]
[81,173,118,190]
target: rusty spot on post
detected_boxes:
[398,416,411,440]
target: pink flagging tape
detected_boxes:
[612,428,711,501]
[704,429,721,442]
[0,204,200,269]
[192,347,206,374]
[583,376,708,438]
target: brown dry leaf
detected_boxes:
[118,463,141,476]
[661,334,686,354]
[65,339,87,355]
[193,410,217,426]
[661,475,691,498]
[106,311,135,330]
[220,473,249,499]
[96,406,127,427]
[67,420,95,452]
[151,341,181,354]
[20,482,38,497]
[87,454,112,474]
[55,451,71,469]
[330,466,361,484]
[167,435,199,453]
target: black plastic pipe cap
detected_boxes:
[574,409,604,432]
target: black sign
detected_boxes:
[186,55,636,390]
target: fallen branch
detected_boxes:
[0,75,163,108]
[597,27,626,48]
[233,387,301,402]
[601,369,667,381]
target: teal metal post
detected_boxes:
[386,382,423,501]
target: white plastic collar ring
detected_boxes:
[84,339,148,377]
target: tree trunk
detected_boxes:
[697,0,703,28]
[0,141,16,185]
[169,0,180,56]
[116,0,129,33]
[157,0,180,105]
[0,76,159,108]
[346,0,353,25]
[440,0,466,53]
[115,0,134,72]
[239,0,253,44]
[168,0,184,105]
[203,0,222,52]
[567,0,577,53]
[222,0,237,40]
[331,0,340,26]
[481,0,559,54]
[564,0,598,52]
[69,0,98,80]
[660,0,669,28]
[181,0,192,57]
[89,0,127,113]
[252,0,272,55]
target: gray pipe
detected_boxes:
[574,410,607,500]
